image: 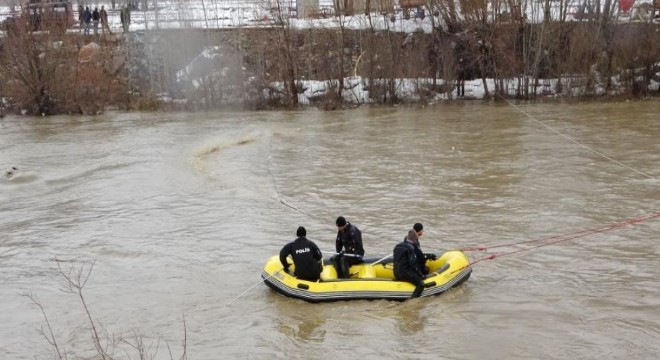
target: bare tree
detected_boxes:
[55,259,111,359]
[22,292,66,360]
[22,258,188,360]
[260,0,301,107]
[0,23,81,114]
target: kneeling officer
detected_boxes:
[393,229,426,298]
[280,226,323,281]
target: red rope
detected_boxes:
[452,211,660,273]
[458,212,660,253]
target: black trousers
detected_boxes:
[334,254,362,278]
[396,270,425,298]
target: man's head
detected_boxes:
[336,216,347,230]
[414,223,424,236]
[296,226,306,237]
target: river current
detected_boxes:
[1,102,659,359]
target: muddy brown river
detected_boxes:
[1,102,659,359]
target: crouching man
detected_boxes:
[280,226,323,281]
[393,229,426,298]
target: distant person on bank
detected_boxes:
[99,6,110,34]
[82,7,92,35]
[77,4,84,29]
[92,7,100,35]
[120,6,130,32]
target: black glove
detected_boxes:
[425,253,437,261]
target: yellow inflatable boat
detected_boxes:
[261,251,472,302]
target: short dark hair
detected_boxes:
[296,226,306,237]
[336,216,347,227]
[413,223,423,232]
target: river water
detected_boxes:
[1,102,659,359]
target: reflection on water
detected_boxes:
[392,300,427,335]
[275,301,327,342]
[1,102,659,359]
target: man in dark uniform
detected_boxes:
[406,222,436,275]
[334,216,364,278]
[279,226,323,281]
[393,229,426,298]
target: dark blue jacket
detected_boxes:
[404,235,427,274]
[280,237,323,281]
[335,223,364,256]
[83,9,92,23]
[393,240,423,279]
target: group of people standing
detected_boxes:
[79,6,108,35]
[279,217,436,298]
[78,5,130,35]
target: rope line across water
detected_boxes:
[500,96,655,180]
[454,211,660,271]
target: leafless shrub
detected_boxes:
[22,292,66,360]
[23,258,187,360]
[259,0,301,107]
[0,26,74,114]
[611,23,660,97]
[0,23,122,115]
